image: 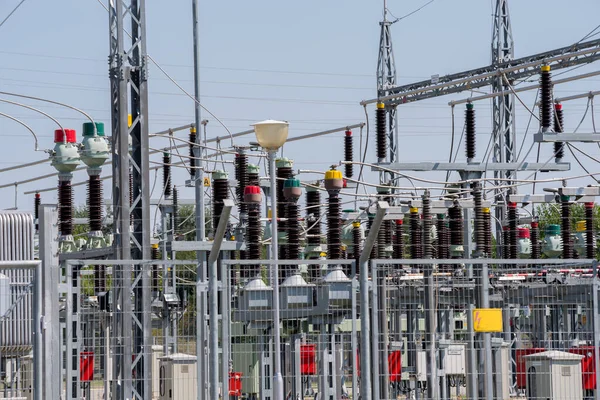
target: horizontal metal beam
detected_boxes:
[555,90,600,103]
[361,38,600,106]
[286,123,365,143]
[372,162,571,172]
[534,132,600,143]
[406,199,492,209]
[557,186,600,196]
[170,240,244,252]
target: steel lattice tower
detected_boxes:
[108,0,152,398]
[377,0,398,167]
[491,0,515,254]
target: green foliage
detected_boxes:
[535,203,600,235]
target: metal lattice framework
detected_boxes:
[108,0,152,398]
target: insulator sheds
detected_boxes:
[539,65,553,131]
[394,220,404,261]
[409,207,422,261]
[375,102,387,160]
[368,213,378,260]
[247,164,260,187]
[502,226,510,259]
[58,179,73,236]
[553,103,565,160]
[483,208,492,257]
[235,152,249,215]
[212,171,229,237]
[327,195,342,260]
[465,103,476,161]
[163,152,172,197]
[472,184,485,256]
[189,127,197,177]
[448,203,464,257]
[151,243,160,291]
[129,171,133,225]
[531,221,541,259]
[172,186,179,236]
[507,202,518,259]
[586,203,595,259]
[422,193,433,259]
[436,215,449,260]
[561,196,573,259]
[34,193,40,232]
[344,130,354,178]
[276,158,293,259]
[245,204,262,278]
[286,202,300,277]
[353,221,362,272]
[88,174,103,232]
[306,186,321,248]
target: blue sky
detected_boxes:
[0,0,599,226]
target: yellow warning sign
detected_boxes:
[203,177,211,187]
[473,308,503,332]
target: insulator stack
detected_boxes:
[151,243,160,291]
[409,207,422,261]
[95,264,106,294]
[353,222,361,274]
[368,214,378,260]
[465,103,476,161]
[235,151,249,215]
[129,171,133,225]
[539,65,553,131]
[554,103,565,160]
[375,102,387,160]
[88,174,103,232]
[325,168,344,262]
[286,202,300,263]
[472,184,484,257]
[344,130,354,178]
[247,164,260,186]
[163,152,172,197]
[306,186,321,248]
[449,202,464,268]
[586,203,595,259]
[34,193,40,232]
[531,221,541,259]
[244,186,262,278]
[422,193,432,259]
[276,158,293,260]
[561,196,573,259]
[189,127,197,177]
[436,215,449,260]
[507,202,518,259]
[172,186,179,236]
[212,171,229,237]
[502,226,510,259]
[393,220,404,261]
[378,222,388,261]
[483,208,492,257]
[58,179,73,236]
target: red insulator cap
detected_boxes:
[35,192,40,199]
[508,202,517,209]
[531,221,539,228]
[518,227,530,239]
[54,129,76,143]
[244,185,261,195]
[585,202,595,209]
[555,103,563,111]
[396,219,403,225]
[343,178,348,188]
[503,225,509,231]
[345,130,352,137]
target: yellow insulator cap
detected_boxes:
[151,243,159,249]
[341,244,347,251]
[352,221,361,228]
[541,65,551,72]
[128,114,132,127]
[576,220,586,232]
[190,126,197,134]
[325,169,343,180]
[230,235,235,241]
[376,102,385,109]
[268,208,272,219]
[482,207,490,213]
[410,207,419,213]
[319,252,327,257]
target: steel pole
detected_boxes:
[191,2,207,399]
[268,149,284,400]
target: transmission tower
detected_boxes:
[491,0,515,252]
[108,0,152,399]
[377,0,398,167]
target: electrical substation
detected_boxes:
[2,1,600,400]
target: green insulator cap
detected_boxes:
[376,185,391,194]
[283,177,301,188]
[343,209,356,213]
[82,122,105,137]
[276,157,293,168]
[247,164,260,174]
[466,103,474,110]
[546,224,561,236]
[437,214,445,219]
[163,151,170,158]
[212,170,228,180]
[561,195,570,202]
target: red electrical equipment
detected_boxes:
[515,348,545,388]
[80,352,95,382]
[300,344,317,375]
[229,372,243,397]
[388,350,402,382]
[569,346,597,390]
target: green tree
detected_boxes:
[535,203,600,234]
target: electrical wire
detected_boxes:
[0,111,41,151]
[0,98,66,140]
[0,0,26,30]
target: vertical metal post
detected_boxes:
[371,261,381,400]
[467,304,478,400]
[221,259,230,398]
[39,205,60,399]
[480,264,493,400]
[32,261,42,400]
[191,2,208,396]
[593,261,600,400]
[351,261,359,398]
[360,258,372,400]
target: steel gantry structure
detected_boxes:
[377,0,398,167]
[108,0,152,399]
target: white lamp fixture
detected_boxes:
[252,119,289,150]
